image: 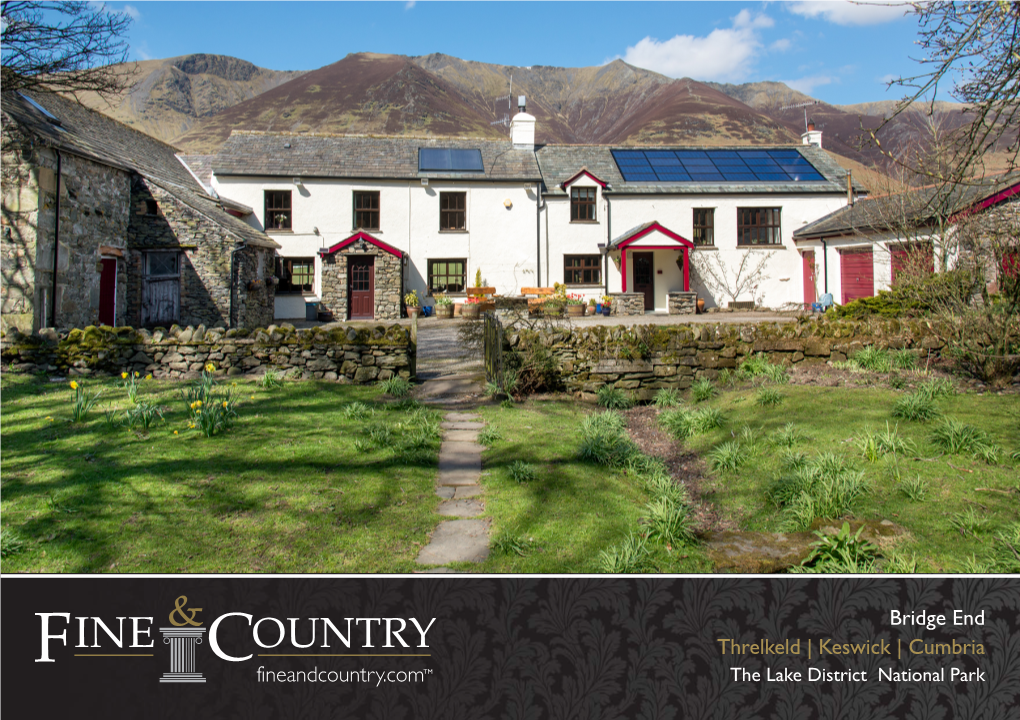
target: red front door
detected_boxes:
[632,252,654,311]
[349,256,375,319]
[840,248,874,304]
[99,258,117,326]
[802,250,816,305]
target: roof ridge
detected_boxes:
[228,129,510,142]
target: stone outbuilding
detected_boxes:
[1,90,279,332]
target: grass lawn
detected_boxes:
[0,373,442,572]
[678,382,1020,572]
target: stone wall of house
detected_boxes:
[0,323,415,382]
[667,291,697,315]
[511,317,945,399]
[319,240,403,321]
[608,292,645,316]
[1,129,130,332]
[126,178,276,329]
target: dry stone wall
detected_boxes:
[512,317,946,399]
[0,323,415,383]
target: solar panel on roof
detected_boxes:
[611,148,828,183]
[419,148,484,172]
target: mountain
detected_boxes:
[75,54,305,142]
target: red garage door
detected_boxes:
[891,243,934,285]
[840,248,874,304]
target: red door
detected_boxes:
[802,251,816,305]
[348,256,375,319]
[891,243,934,285]
[840,248,874,304]
[632,252,654,311]
[98,258,117,326]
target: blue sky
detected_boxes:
[107,1,925,106]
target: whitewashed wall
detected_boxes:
[212,176,540,317]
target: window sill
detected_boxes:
[352,228,381,234]
[564,284,604,288]
[438,229,468,234]
[737,244,784,250]
[694,245,718,251]
[570,220,599,224]
[267,229,293,234]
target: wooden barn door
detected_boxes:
[348,256,375,319]
[840,248,874,304]
[141,252,180,326]
[802,250,816,305]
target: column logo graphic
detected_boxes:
[160,596,206,683]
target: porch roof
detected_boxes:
[606,221,695,251]
[319,231,403,259]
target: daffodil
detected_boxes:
[134,371,140,378]
[121,372,128,379]
[205,363,216,373]
[222,401,228,408]
[173,430,179,435]
[196,400,203,408]
[69,381,78,390]
[46,416,54,422]
[250,395,255,400]
[145,374,152,380]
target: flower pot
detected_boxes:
[696,298,706,314]
[407,307,420,320]
[601,306,612,317]
[566,304,585,317]
[461,304,481,319]
[595,303,602,314]
[434,304,454,319]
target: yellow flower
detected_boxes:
[250,395,255,400]
[145,374,152,380]
[173,430,179,435]
[121,372,128,379]
[205,363,216,373]
[222,401,228,408]
[188,423,195,429]
[189,402,196,410]
[46,416,53,422]
[134,371,140,378]
[69,381,78,390]
[196,400,203,408]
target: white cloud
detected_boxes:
[783,75,835,95]
[405,1,416,9]
[621,10,773,82]
[770,38,792,52]
[788,1,907,26]
[879,73,899,84]
[134,41,152,61]
[122,5,141,21]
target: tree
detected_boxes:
[691,249,777,307]
[1,1,133,101]
[880,1,1020,185]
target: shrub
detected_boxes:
[508,460,538,483]
[707,440,745,472]
[379,376,412,398]
[643,497,695,547]
[755,386,784,407]
[596,384,634,410]
[478,426,503,446]
[790,523,880,573]
[833,268,983,320]
[892,393,941,422]
[690,378,717,403]
[579,427,637,467]
[653,388,682,408]
[930,418,993,455]
[597,533,650,573]
[850,347,892,373]
[892,349,917,370]
[259,368,283,389]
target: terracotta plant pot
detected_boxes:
[697,298,706,314]
[434,304,454,319]
[407,307,420,320]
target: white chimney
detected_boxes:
[801,119,822,149]
[510,108,535,149]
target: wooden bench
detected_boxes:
[466,286,497,300]
[520,287,556,313]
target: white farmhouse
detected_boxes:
[202,109,866,321]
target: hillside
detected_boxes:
[75,54,305,142]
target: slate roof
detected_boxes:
[213,131,542,181]
[179,154,215,188]
[793,173,1020,239]
[1,91,276,248]
[607,221,658,250]
[536,144,864,196]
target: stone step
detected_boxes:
[437,499,484,518]
[453,486,483,499]
[416,519,490,564]
[444,429,480,443]
[446,412,481,422]
[440,422,485,431]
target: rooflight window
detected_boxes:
[419,148,484,172]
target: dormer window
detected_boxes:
[570,187,596,222]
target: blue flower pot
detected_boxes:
[595,303,602,313]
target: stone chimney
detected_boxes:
[510,98,535,149]
[802,119,822,149]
